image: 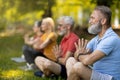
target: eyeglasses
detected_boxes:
[58,24,64,27]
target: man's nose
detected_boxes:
[89,19,92,24]
[57,27,60,30]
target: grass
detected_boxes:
[0,33,63,80]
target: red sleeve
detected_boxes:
[67,37,79,53]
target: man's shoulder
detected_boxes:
[88,36,98,43]
[70,32,79,39]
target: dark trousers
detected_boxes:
[22,45,45,64]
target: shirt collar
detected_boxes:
[62,32,73,41]
[103,27,113,37]
[96,27,113,42]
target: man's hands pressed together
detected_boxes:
[74,38,90,60]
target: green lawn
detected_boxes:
[0,34,63,80]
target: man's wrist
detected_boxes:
[56,56,61,62]
[77,53,84,60]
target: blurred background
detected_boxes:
[0,0,120,37]
[0,0,120,80]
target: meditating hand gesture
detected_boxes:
[52,45,62,59]
[74,38,90,60]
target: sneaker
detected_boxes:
[50,74,58,80]
[30,64,38,70]
[25,66,33,71]
[11,57,26,63]
[19,65,32,71]
[34,71,44,77]
[21,55,25,59]
[25,63,36,71]
[19,63,34,71]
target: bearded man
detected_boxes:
[66,6,120,80]
[34,16,79,79]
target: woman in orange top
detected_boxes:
[33,17,57,71]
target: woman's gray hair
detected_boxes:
[57,16,74,27]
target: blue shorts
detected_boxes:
[90,70,113,80]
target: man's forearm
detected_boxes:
[58,58,66,65]
[78,54,91,65]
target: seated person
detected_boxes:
[66,6,120,80]
[33,17,57,61]
[35,16,79,79]
[22,20,44,70]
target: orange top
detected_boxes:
[41,32,57,61]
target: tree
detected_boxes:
[15,0,55,17]
[91,0,113,7]
[0,0,56,29]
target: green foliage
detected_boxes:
[52,0,95,27]
[0,0,120,30]
[91,0,113,7]
[0,0,55,30]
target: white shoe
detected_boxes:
[25,63,34,71]
[11,57,26,63]
[19,63,34,71]
[21,55,25,59]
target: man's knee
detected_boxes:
[66,57,77,69]
[35,57,52,68]
[44,60,53,68]
[73,62,85,74]
[67,57,75,62]
[35,56,43,64]
[66,57,75,66]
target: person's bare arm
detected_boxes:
[58,51,73,65]
[78,50,105,65]
[33,38,52,50]
[52,45,73,65]
[24,33,40,46]
[74,38,105,65]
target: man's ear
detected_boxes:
[101,18,106,25]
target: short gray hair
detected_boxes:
[57,16,74,27]
[94,6,112,26]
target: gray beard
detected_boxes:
[88,22,102,34]
[58,29,67,36]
